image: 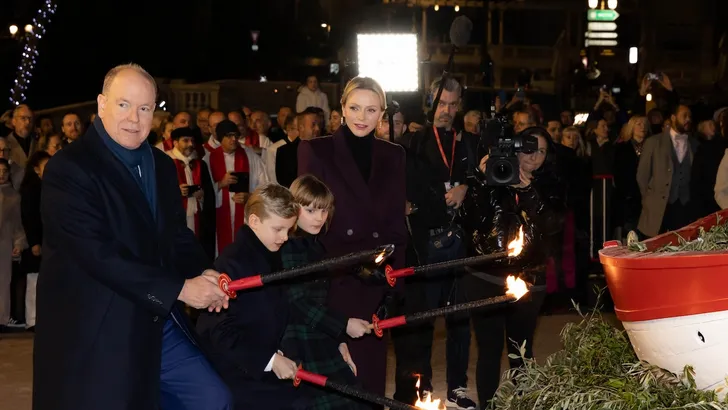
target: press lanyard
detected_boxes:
[433,126,457,179]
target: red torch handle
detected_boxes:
[385,266,415,287]
[217,273,264,299]
[293,365,329,388]
[228,275,264,291]
[371,314,407,338]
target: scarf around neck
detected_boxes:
[95,117,158,220]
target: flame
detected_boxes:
[506,275,529,300]
[507,226,524,257]
[413,376,444,410]
[375,253,385,264]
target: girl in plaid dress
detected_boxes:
[281,175,373,410]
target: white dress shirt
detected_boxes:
[669,128,689,163]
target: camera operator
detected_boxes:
[394,77,478,409]
[461,126,565,408]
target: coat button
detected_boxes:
[347,229,353,236]
[153,316,159,322]
[372,232,379,238]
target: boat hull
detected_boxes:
[599,209,728,396]
[623,311,728,395]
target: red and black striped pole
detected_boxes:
[218,244,394,298]
[371,293,520,337]
[384,250,510,287]
[293,366,419,410]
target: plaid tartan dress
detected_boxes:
[280,234,371,410]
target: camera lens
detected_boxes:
[492,160,514,184]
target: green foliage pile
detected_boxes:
[490,304,728,410]
[628,216,728,253]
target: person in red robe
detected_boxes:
[170,127,216,261]
[203,111,226,156]
[209,120,251,254]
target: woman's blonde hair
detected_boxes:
[290,174,335,227]
[562,126,587,157]
[244,183,300,223]
[618,115,651,143]
[340,77,387,111]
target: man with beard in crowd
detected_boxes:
[395,77,477,409]
[6,105,38,167]
[637,104,698,238]
[170,127,216,261]
[61,112,84,145]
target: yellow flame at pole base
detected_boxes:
[507,226,524,257]
[506,275,529,300]
[413,376,445,409]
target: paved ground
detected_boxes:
[0,313,599,410]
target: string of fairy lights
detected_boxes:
[9,0,58,106]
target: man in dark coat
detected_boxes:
[276,108,321,187]
[34,64,232,410]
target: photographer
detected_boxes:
[394,77,478,409]
[460,126,565,408]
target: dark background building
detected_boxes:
[1,0,727,111]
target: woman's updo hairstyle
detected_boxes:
[340,77,387,111]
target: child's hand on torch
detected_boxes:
[272,352,298,380]
[346,318,372,338]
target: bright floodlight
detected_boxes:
[24,24,33,33]
[588,0,598,8]
[607,0,618,9]
[629,47,638,64]
[9,25,18,35]
[357,33,419,93]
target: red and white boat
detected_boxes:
[600,209,728,397]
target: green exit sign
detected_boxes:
[588,9,620,21]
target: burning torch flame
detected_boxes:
[506,275,529,300]
[414,376,444,409]
[507,226,524,257]
[374,245,394,265]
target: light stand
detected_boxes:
[386,99,400,143]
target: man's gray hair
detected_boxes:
[13,104,32,118]
[429,77,462,100]
[101,63,157,97]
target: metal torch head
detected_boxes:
[374,244,395,266]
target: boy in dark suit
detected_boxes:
[196,183,307,410]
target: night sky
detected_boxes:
[0,0,323,110]
[5,0,707,112]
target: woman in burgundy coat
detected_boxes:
[298,76,407,404]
